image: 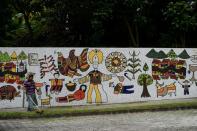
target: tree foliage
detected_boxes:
[163,1,197,47]
[1,0,197,47]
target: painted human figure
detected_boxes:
[109,82,134,94]
[49,73,64,94]
[178,80,192,95]
[74,49,116,104]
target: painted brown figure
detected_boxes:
[0,85,20,101]
[57,48,90,78]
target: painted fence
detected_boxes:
[0,47,197,108]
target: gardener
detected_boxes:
[23,72,39,111]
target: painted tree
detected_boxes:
[2,52,11,62]
[146,49,168,59]
[167,49,177,60]
[157,51,168,59]
[11,51,18,61]
[178,49,190,59]
[17,51,27,61]
[146,49,159,59]
[126,51,141,79]
[137,63,153,97]
[143,63,149,73]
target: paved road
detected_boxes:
[1,109,197,131]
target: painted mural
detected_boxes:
[0,51,27,85]
[57,48,90,78]
[0,48,197,108]
[146,49,189,80]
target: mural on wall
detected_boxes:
[0,51,27,84]
[57,48,90,78]
[126,51,141,80]
[11,51,17,61]
[189,64,197,85]
[156,81,176,97]
[190,55,197,63]
[0,85,21,101]
[1,48,197,108]
[65,81,77,92]
[0,51,11,62]
[49,73,64,94]
[109,82,134,94]
[105,51,127,73]
[39,55,59,79]
[146,49,189,80]
[41,95,52,107]
[18,51,28,61]
[74,49,121,104]
[43,82,50,96]
[137,63,153,97]
[56,84,87,103]
[28,53,39,66]
[178,80,192,95]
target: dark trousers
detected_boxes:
[121,85,134,94]
[184,89,189,95]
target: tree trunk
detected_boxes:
[180,32,186,48]
[135,23,139,47]
[141,77,151,97]
[124,17,137,47]
[24,13,33,34]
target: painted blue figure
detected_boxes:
[121,85,134,94]
[110,82,134,94]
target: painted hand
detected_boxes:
[73,78,79,83]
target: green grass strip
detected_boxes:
[1,100,197,119]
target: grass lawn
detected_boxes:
[0,99,197,119]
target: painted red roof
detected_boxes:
[4,62,16,68]
[152,59,161,64]
[177,60,185,65]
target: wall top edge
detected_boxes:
[0,47,196,49]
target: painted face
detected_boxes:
[93,55,99,69]
[28,75,33,81]
[19,65,23,70]
[54,73,60,79]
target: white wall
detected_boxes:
[0,47,196,108]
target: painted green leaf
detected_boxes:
[143,63,149,72]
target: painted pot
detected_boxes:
[65,81,76,91]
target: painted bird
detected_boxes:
[57,48,90,78]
